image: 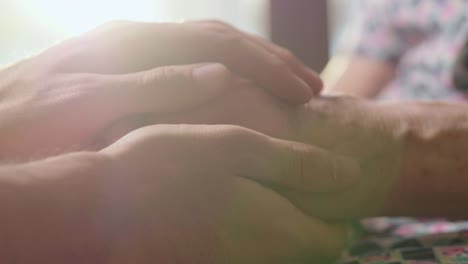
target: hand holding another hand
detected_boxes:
[7,125,356,263]
[138,92,404,221]
[0,20,321,160]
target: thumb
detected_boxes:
[159,125,362,194]
[106,63,241,116]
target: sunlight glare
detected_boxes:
[24,0,156,36]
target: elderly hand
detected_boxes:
[126,93,402,221]
[274,97,403,220]
[5,125,357,263]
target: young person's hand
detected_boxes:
[45,20,322,102]
[0,20,321,160]
[0,62,234,160]
[2,125,357,263]
[103,79,295,144]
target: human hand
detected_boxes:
[130,94,402,221]
[8,125,358,263]
[101,125,355,263]
[103,92,468,221]
[250,96,403,220]
[0,20,322,160]
[103,79,294,144]
[0,63,235,160]
[45,20,322,102]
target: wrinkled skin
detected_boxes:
[105,89,402,221]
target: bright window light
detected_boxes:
[22,0,157,36]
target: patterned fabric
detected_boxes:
[360,218,468,238]
[338,229,468,264]
[354,0,468,101]
[340,1,468,262]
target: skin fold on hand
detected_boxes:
[0,20,323,161]
[102,85,398,220]
[0,125,350,264]
[106,85,468,221]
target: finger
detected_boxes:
[104,124,360,193]
[245,33,323,94]
[214,36,313,104]
[219,169,349,263]
[187,125,361,193]
[68,21,313,104]
[101,63,241,117]
[238,135,361,193]
[193,20,315,103]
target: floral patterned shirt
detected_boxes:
[354,0,468,101]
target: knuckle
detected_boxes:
[202,62,232,76]
[221,125,254,138]
[151,66,172,82]
[147,66,181,86]
[277,48,297,62]
[217,125,266,145]
[215,35,250,58]
[28,74,102,108]
[223,33,245,47]
[196,63,235,85]
[270,55,290,72]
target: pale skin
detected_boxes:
[0,20,339,264]
[1,21,468,263]
[0,20,321,160]
[0,126,350,263]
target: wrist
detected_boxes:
[381,102,468,218]
[377,102,424,216]
[0,152,112,262]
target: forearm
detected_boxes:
[382,101,468,218]
[0,152,109,262]
[293,98,468,219]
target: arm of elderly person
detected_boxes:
[283,98,468,220]
[140,88,468,220]
[294,98,468,220]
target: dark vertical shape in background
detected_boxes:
[270,0,329,72]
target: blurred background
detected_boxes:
[0,0,359,73]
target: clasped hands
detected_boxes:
[0,21,402,263]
